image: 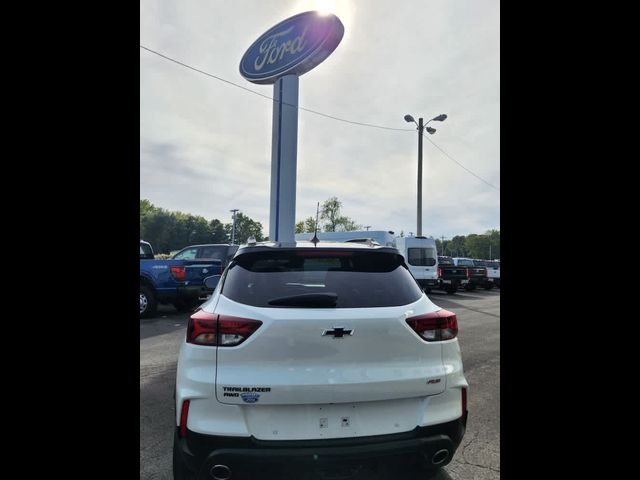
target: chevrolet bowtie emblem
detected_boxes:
[322,327,354,338]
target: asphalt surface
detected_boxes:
[140,288,500,479]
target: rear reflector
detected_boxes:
[179,399,190,438]
[406,309,458,341]
[187,310,262,347]
[170,265,186,282]
[462,388,468,415]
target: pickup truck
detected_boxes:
[452,257,487,291]
[435,256,470,294]
[482,259,500,288]
[172,244,239,268]
[140,240,222,318]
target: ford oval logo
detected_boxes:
[240,11,344,85]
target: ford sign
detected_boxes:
[240,11,344,85]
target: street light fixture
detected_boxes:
[404,113,447,236]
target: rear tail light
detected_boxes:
[170,265,186,282]
[406,309,458,341]
[437,266,442,278]
[462,387,468,415]
[187,310,262,346]
[465,268,470,278]
[179,399,190,438]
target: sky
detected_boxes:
[140,0,499,239]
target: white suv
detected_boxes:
[174,242,468,480]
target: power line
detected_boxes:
[140,45,499,191]
[423,133,500,191]
[140,45,412,132]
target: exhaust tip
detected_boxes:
[432,449,450,465]
[210,464,232,480]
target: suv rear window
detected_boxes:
[438,256,454,266]
[222,250,423,308]
[455,259,474,267]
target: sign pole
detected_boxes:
[240,11,343,244]
[269,75,299,243]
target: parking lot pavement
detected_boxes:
[140,290,500,479]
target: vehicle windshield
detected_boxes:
[222,250,423,308]
[199,246,232,261]
[438,257,454,265]
[407,248,437,267]
[486,261,499,269]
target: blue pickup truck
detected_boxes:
[140,240,222,318]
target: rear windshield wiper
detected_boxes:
[267,293,338,307]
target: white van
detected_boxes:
[295,231,439,291]
[394,236,439,291]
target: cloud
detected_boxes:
[140,0,499,237]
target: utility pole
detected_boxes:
[230,209,239,245]
[365,226,371,231]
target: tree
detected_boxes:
[140,199,155,219]
[464,234,490,259]
[320,197,361,232]
[334,217,361,232]
[484,229,500,259]
[295,216,322,234]
[224,213,265,244]
[304,216,320,233]
[209,219,228,243]
[449,235,467,257]
[140,208,177,254]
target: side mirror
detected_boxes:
[204,275,221,290]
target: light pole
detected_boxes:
[364,226,371,231]
[404,113,447,236]
[230,209,239,245]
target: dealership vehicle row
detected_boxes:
[141,231,499,319]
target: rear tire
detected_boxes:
[173,434,195,480]
[140,284,157,319]
[445,287,457,295]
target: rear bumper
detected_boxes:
[177,415,467,479]
[177,285,212,301]
[437,278,466,288]
[416,279,438,288]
